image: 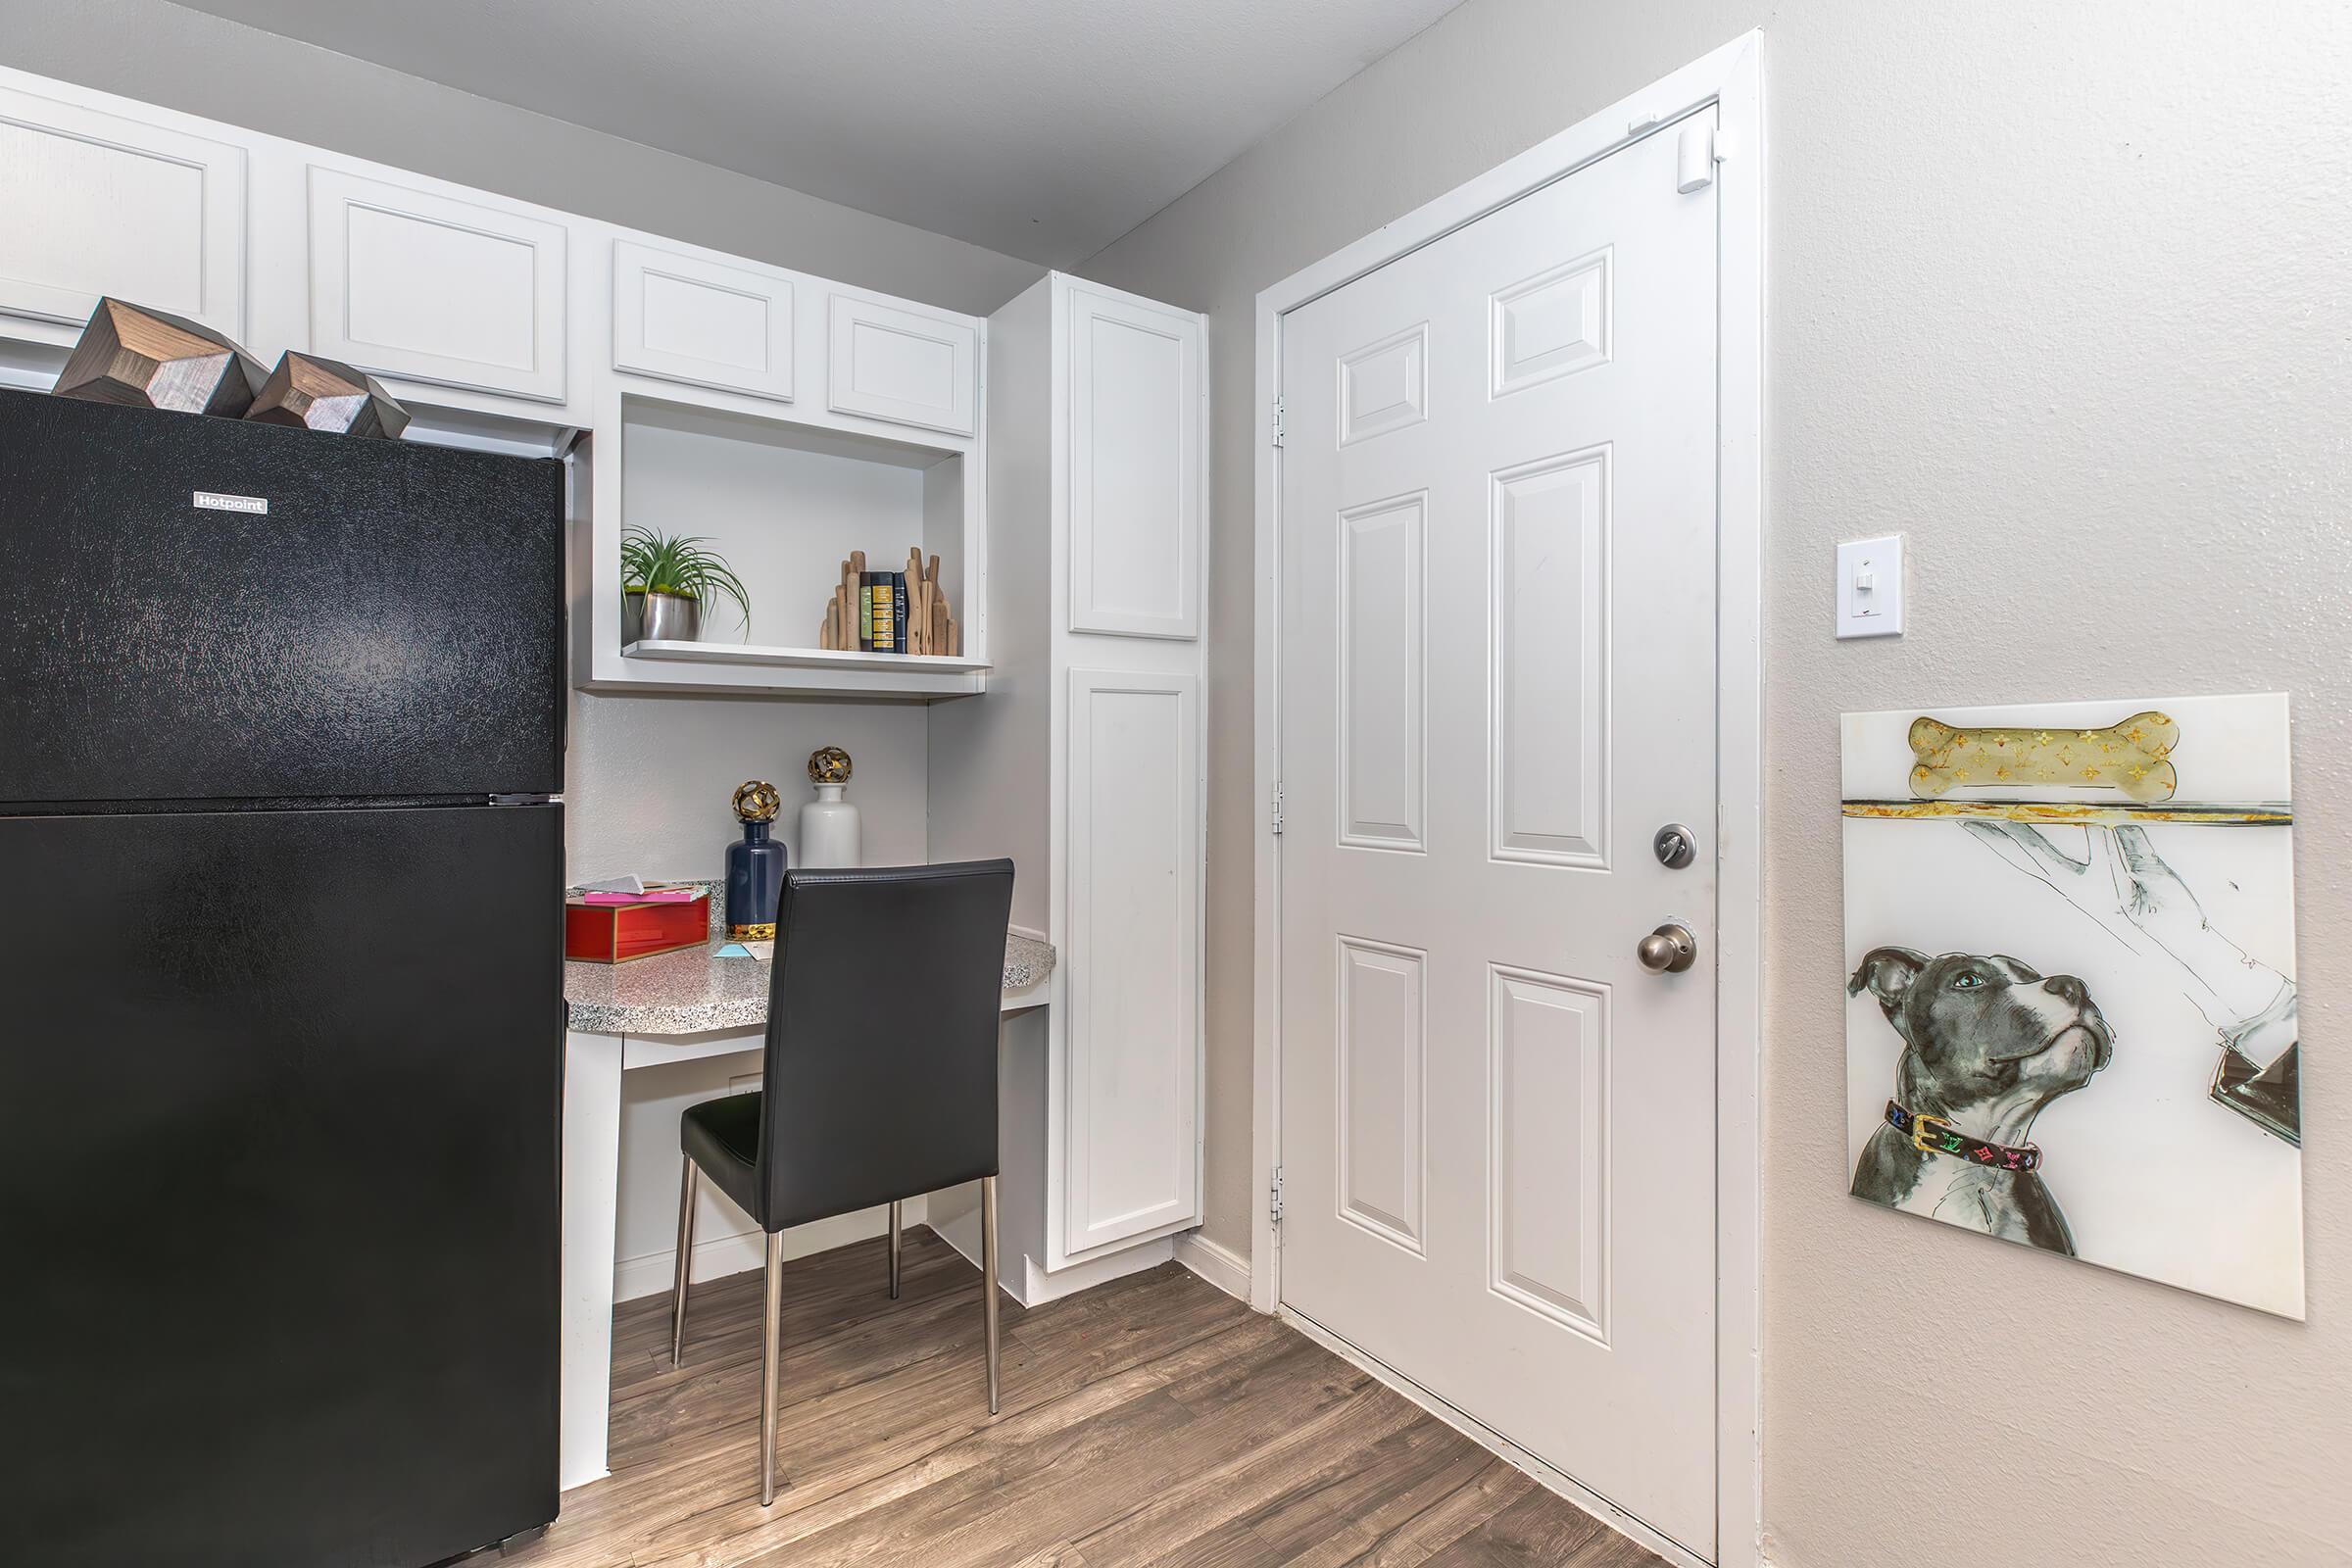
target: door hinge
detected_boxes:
[1269,780,1284,836]
[1269,1165,1285,1225]
[1270,397,1286,449]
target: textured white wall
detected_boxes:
[1074,2,2352,1563]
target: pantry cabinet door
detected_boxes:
[308,167,568,403]
[827,292,977,437]
[612,240,794,403]
[1065,285,1202,641]
[1060,667,1202,1259]
[0,85,246,338]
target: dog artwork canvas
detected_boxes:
[1842,694,2303,1317]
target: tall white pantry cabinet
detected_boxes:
[929,274,1207,1297]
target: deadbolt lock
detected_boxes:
[1653,823,1696,869]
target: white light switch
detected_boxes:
[1836,535,1904,639]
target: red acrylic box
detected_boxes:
[564,885,710,963]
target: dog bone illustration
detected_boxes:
[1908,710,2179,802]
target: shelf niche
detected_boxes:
[581,388,984,699]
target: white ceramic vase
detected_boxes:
[798,782,860,867]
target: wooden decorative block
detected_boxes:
[53,297,266,416]
[246,351,411,439]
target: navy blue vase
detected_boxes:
[725,780,786,940]
[727,819,786,939]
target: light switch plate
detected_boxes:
[1836,534,1904,639]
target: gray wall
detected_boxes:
[1074,2,2352,1564]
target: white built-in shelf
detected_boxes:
[619,639,988,699]
[578,382,987,700]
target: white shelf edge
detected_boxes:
[622,639,989,674]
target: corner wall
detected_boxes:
[1073,2,2352,1562]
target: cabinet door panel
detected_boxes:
[1062,667,1201,1255]
[0,86,245,336]
[827,292,976,436]
[612,239,793,402]
[1067,287,1201,640]
[308,167,567,403]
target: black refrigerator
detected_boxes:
[0,388,565,1566]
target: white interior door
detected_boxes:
[1279,111,1720,1557]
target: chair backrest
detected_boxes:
[756,859,1015,1231]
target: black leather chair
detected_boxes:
[667,859,1014,1505]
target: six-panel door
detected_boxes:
[1277,112,1721,1557]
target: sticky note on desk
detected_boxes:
[714,943,753,958]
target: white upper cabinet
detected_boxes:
[611,239,794,403]
[307,167,569,404]
[827,292,978,437]
[0,84,246,341]
[1065,285,1202,640]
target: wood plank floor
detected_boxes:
[505,1231,1660,1568]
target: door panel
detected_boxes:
[308,166,568,403]
[612,239,795,403]
[1061,667,1200,1255]
[1338,491,1428,851]
[1279,112,1719,1557]
[0,85,246,336]
[1488,963,1610,1341]
[1491,446,1609,866]
[0,805,562,1567]
[1337,935,1427,1254]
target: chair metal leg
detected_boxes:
[670,1155,700,1367]
[981,1175,1001,1415]
[888,1200,903,1298]
[760,1230,784,1506]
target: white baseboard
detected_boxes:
[921,1217,1171,1307]
[613,1199,918,1304]
[1171,1230,1251,1301]
[1279,1308,1711,1568]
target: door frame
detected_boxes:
[1250,31,1763,1568]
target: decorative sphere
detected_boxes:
[731,779,781,823]
[808,747,853,785]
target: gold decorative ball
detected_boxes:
[808,746,853,785]
[731,779,781,823]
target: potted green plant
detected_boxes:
[619,526,752,644]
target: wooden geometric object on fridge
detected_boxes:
[245,351,412,439]
[53,297,267,417]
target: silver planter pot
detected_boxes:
[631,590,701,643]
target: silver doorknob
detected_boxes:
[1636,923,1697,975]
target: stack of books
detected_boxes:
[817,547,961,655]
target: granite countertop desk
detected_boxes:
[562,880,1056,1037]
[557,878,1057,1490]
[565,930,1056,1035]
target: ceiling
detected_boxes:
[165,0,1466,266]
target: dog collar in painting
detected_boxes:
[1885,1101,2043,1173]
